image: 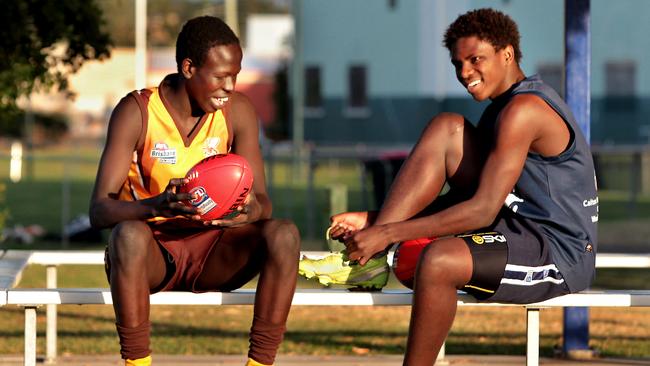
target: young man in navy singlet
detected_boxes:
[90,16,298,366]
[323,8,598,365]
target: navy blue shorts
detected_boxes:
[460,210,570,304]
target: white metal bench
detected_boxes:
[3,250,650,366]
[0,250,32,299]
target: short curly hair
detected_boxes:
[443,8,522,63]
[175,16,240,73]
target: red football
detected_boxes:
[180,153,254,220]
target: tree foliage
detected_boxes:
[0,0,112,108]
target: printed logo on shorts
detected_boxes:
[471,235,485,244]
[150,142,177,164]
[188,186,217,214]
[469,232,506,245]
[525,270,534,283]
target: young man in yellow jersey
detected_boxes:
[89,16,299,366]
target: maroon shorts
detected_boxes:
[105,224,223,293]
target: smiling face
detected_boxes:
[183,43,243,113]
[451,36,516,102]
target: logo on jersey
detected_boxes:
[505,192,524,213]
[202,137,222,157]
[150,142,177,164]
[188,186,217,214]
[583,195,599,223]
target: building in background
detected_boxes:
[20,0,650,147]
[297,0,650,146]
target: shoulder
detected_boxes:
[225,92,258,127]
[106,91,145,149]
[490,93,556,145]
[498,93,554,126]
[227,91,256,114]
[503,93,549,115]
[112,92,142,124]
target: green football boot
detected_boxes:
[298,251,389,291]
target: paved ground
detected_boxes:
[1,355,649,366]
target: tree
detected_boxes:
[0,1,111,110]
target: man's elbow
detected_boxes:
[470,201,501,229]
[88,205,110,229]
[471,215,493,230]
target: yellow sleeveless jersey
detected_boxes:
[118,85,231,221]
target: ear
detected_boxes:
[181,58,194,79]
[503,45,515,64]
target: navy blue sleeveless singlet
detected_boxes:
[478,75,598,292]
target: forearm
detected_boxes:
[89,198,155,229]
[256,193,273,220]
[382,199,497,244]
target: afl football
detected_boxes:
[180,154,254,220]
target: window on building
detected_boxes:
[304,65,324,117]
[305,66,322,108]
[348,65,368,110]
[537,63,564,97]
[605,60,636,110]
[606,61,636,96]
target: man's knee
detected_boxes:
[109,220,153,264]
[426,112,466,134]
[261,219,300,255]
[418,112,471,156]
[416,238,472,287]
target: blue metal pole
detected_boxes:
[564,0,593,358]
[565,0,591,139]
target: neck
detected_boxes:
[511,67,526,84]
[491,67,526,101]
[161,74,204,118]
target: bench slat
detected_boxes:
[22,250,650,268]
[595,253,650,268]
[7,288,417,306]
[7,288,650,307]
[28,251,105,265]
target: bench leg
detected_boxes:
[24,306,37,366]
[526,308,540,366]
[46,265,57,363]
